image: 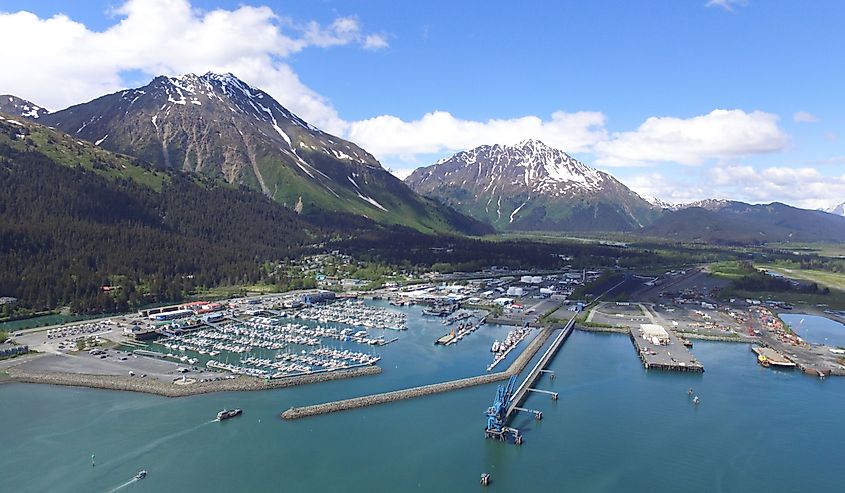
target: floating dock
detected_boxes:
[629,324,704,372]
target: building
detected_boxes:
[148,309,194,321]
[520,275,543,284]
[639,324,670,345]
[301,290,336,304]
[507,287,524,296]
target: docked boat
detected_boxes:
[216,409,243,421]
[135,470,147,480]
[491,341,501,352]
[751,345,796,368]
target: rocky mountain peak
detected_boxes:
[406,140,658,231]
[0,95,49,120]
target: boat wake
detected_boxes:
[105,477,138,493]
[98,419,217,477]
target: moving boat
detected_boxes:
[135,470,147,480]
[216,409,243,421]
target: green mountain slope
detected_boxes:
[39,73,490,235]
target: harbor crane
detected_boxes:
[484,375,523,444]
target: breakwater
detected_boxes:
[8,365,381,397]
[282,325,558,419]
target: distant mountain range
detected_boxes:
[405,140,845,243]
[25,73,489,235]
[643,200,845,243]
[405,139,659,231]
[4,73,845,245]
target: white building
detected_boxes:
[640,324,670,345]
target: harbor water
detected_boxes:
[781,313,845,347]
[1,303,843,492]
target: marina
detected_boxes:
[295,299,407,330]
[434,311,487,346]
[150,315,385,379]
[487,326,533,371]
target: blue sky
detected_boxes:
[2,0,843,208]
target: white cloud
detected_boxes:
[593,109,789,167]
[0,0,385,132]
[793,111,819,123]
[0,0,813,211]
[363,34,390,50]
[625,172,714,205]
[706,0,748,12]
[708,165,845,209]
[347,110,608,161]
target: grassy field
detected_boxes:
[768,242,845,258]
[188,284,282,300]
[707,261,753,280]
[0,313,97,332]
[757,264,845,291]
[721,288,845,310]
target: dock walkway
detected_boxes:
[506,317,575,419]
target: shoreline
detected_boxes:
[4,365,382,397]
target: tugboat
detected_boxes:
[216,409,243,421]
[134,470,147,480]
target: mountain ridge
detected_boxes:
[405,139,659,231]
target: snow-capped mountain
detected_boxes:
[405,139,659,231]
[824,201,845,216]
[0,95,49,120]
[39,73,489,234]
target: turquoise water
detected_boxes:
[781,313,845,347]
[1,305,843,492]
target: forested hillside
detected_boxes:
[0,116,316,313]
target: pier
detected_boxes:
[506,316,575,420]
[629,324,704,373]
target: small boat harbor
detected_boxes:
[149,312,391,379]
[295,299,407,330]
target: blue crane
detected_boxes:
[484,375,522,443]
